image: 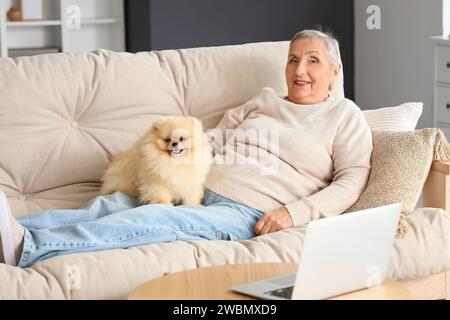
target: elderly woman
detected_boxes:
[0,30,372,268]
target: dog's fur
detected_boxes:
[100,116,212,205]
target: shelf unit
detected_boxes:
[0,0,125,58]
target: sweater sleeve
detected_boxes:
[284,106,373,227]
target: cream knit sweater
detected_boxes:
[205,87,373,227]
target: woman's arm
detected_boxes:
[285,108,373,227]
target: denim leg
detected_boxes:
[18,194,263,268]
[17,192,139,230]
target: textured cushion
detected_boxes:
[345,128,444,236]
[363,102,423,131]
[0,207,447,299]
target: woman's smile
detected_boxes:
[293,78,312,88]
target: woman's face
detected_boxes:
[285,38,340,104]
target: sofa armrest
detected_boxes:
[423,161,450,214]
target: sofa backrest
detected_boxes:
[0,41,344,216]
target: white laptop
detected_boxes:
[232,203,402,300]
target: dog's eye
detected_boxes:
[179,137,184,142]
[164,138,171,143]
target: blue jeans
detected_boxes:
[17,189,263,268]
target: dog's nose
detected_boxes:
[172,142,178,147]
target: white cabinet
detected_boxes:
[432,36,450,139]
[0,0,125,58]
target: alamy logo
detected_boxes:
[207,128,280,176]
[366,265,383,288]
[66,265,81,290]
[66,5,81,30]
[366,5,381,30]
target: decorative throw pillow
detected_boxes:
[345,128,450,238]
[362,102,423,131]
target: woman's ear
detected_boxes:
[332,64,341,79]
[329,64,341,91]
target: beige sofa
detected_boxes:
[0,41,449,299]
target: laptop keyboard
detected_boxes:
[264,285,294,299]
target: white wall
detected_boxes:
[354,0,442,129]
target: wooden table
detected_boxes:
[128,263,411,300]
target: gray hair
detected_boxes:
[290,30,342,67]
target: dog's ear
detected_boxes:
[151,119,162,132]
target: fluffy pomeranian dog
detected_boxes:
[100,116,212,205]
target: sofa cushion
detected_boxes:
[362,102,423,131]
[0,206,447,299]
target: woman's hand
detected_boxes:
[255,207,294,236]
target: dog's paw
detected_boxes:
[139,191,174,205]
[182,198,202,205]
[141,199,173,205]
